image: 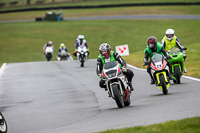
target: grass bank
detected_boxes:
[98,116,200,133]
[0,19,200,77]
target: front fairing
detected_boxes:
[150,54,170,83]
[168,47,184,63]
[102,61,122,80]
[150,54,167,71]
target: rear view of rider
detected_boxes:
[96,43,134,91]
[57,43,68,58]
[161,29,187,72]
[73,35,89,57]
[144,36,172,84]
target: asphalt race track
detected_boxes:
[0,60,200,133]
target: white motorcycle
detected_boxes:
[101,61,131,108]
[76,46,88,67]
[45,46,54,61]
[0,112,7,133]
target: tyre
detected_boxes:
[124,95,131,106]
[46,53,52,61]
[174,66,181,84]
[159,74,168,95]
[0,113,7,133]
[80,55,84,67]
[112,84,124,108]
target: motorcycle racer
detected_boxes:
[96,43,134,91]
[73,35,89,58]
[43,41,55,54]
[161,29,187,72]
[144,36,172,84]
[57,43,68,58]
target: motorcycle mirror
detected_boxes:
[182,47,187,50]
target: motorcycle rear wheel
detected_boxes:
[124,95,131,106]
[159,74,168,95]
[112,84,124,108]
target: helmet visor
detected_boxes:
[166,34,174,38]
[101,50,107,55]
[148,43,154,49]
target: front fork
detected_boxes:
[156,72,169,85]
[109,80,123,99]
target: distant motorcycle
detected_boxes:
[76,46,88,67]
[0,112,7,133]
[168,47,187,84]
[144,53,170,95]
[44,46,54,61]
[57,50,73,61]
[101,61,131,108]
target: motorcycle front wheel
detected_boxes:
[174,66,181,84]
[0,113,7,133]
[159,74,168,95]
[80,55,84,67]
[112,84,124,108]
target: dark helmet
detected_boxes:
[99,43,111,58]
[147,36,157,50]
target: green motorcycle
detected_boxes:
[168,47,187,84]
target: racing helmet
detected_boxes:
[47,41,53,46]
[78,35,85,41]
[147,36,157,50]
[60,43,65,48]
[99,43,111,58]
[165,29,175,41]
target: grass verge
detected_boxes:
[97,116,200,133]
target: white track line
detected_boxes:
[0,63,7,76]
[127,64,200,82]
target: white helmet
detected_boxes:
[48,41,52,45]
[78,35,85,40]
[165,29,175,41]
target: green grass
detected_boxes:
[0,19,200,77]
[97,116,200,133]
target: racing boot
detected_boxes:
[108,92,111,97]
[184,67,187,73]
[150,78,155,84]
[169,75,173,80]
[128,82,134,91]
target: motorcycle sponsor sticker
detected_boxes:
[115,44,129,56]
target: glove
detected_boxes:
[98,74,102,79]
[167,55,172,60]
[122,66,127,72]
[144,61,149,65]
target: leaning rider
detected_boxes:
[161,28,187,73]
[96,43,134,91]
[144,36,172,84]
